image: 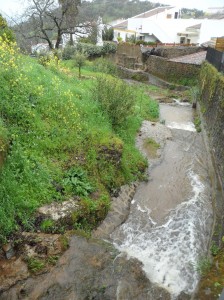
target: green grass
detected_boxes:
[143,138,160,158]
[0,50,159,243]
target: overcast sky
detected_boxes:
[0,0,224,18]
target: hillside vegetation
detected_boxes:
[79,0,159,23]
[0,20,159,243]
[79,0,205,23]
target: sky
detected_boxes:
[0,0,224,18]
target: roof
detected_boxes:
[133,6,175,19]
[186,24,201,30]
[208,13,224,19]
[113,6,174,29]
[114,20,128,29]
[208,7,224,9]
[169,51,207,65]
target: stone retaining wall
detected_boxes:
[114,44,202,83]
[93,182,138,239]
[145,55,200,83]
[199,62,224,192]
[153,46,203,59]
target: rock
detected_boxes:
[0,236,171,300]
[37,198,79,221]
[0,257,29,293]
[20,232,65,258]
[92,183,138,239]
[176,291,191,299]
[2,243,15,260]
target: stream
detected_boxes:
[110,101,214,298]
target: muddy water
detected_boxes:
[110,102,214,298]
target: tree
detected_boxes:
[73,51,86,78]
[102,26,114,41]
[21,0,83,50]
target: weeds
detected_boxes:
[63,167,94,197]
[194,116,201,132]
[195,257,212,276]
[144,138,160,158]
[40,219,55,233]
[27,257,45,273]
[210,241,220,256]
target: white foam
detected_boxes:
[111,171,213,297]
[167,122,196,132]
[173,99,191,106]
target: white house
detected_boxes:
[113,6,224,45]
[31,43,49,54]
[206,7,224,14]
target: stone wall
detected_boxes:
[114,44,202,83]
[115,44,142,69]
[153,46,203,59]
[199,61,224,192]
[145,55,200,83]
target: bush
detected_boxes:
[0,15,15,42]
[62,45,76,60]
[76,42,117,58]
[93,75,135,127]
[92,57,118,75]
[102,42,117,54]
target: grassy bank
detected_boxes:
[0,40,159,243]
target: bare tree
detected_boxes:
[20,0,86,50]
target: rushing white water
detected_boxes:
[110,102,214,298]
[112,171,212,297]
[167,121,196,132]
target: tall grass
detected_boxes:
[0,42,159,242]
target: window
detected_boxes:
[167,14,172,19]
[174,12,178,19]
[180,37,185,44]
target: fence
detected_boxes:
[206,47,224,72]
[215,38,224,52]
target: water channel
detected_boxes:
[110,101,214,298]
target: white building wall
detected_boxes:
[198,20,224,44]
[114,29,136,42]
[127,18,224,44]
[128,19,201,43]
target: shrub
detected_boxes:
[92,57,118,75]
[76,42,117,58]
[102,42,117,54]
[0,15,15,42]
[62,45,76,60]
[93,75,135,127]
[37,52,59,69]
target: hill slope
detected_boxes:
[0,37,159,242]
